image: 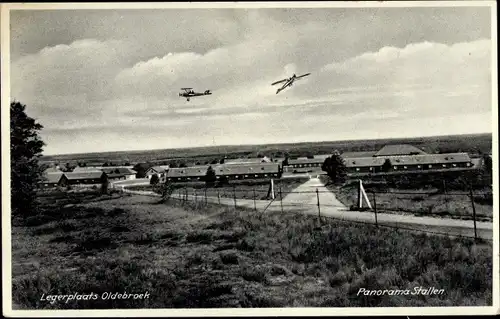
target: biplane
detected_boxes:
[179,88,212,101]
[271,73,311,94]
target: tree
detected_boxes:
[205,166,217,186]
[484,154,492,174]
[159,179,176,203]
[150,174,160,185]
[321,150,347,185]
[283,155,289,167]
[10,101,45,217]
[101,175,109,195]
[179,163,187,168]
[133,162,153,178]
[382,159,392,172]
[65,162,76,172]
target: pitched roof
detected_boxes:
[73,166,135,172]
[224,157,271,164]
[341,151,378,158]
[166,163,281,178]
[313,154,331,160]
[41,172,64,184]
[146,165,170,173]
[374,144,427,157]
[72,166,103,172]
[167,165,210,178]
[44,167,63,173]
[65,171,104,180]
[288,157,327,165]
[102,167,137,176]
[344,153,471,167]
[216,163,280,175]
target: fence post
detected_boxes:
[358,179,362,209]
[253,187,257,211]
[443,179,449,213]
[279,183,283,214]
[468,183,478,240]
[316,188,321,225]
[233,185,237,209]
[373,192,378,227]
[204,186,207,205]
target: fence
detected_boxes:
[120,180,493,241]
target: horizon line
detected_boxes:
[40,131,493,158]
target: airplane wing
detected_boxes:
[295,73,311,79]
[271,79,288,86]
[181,88,193,92]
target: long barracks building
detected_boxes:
[281,144,474,176]
[165,162,281,182]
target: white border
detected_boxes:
[1,1,498,317]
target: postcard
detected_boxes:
[1,1,498,317]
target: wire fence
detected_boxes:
[118,180,493,242]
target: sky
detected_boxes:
[9,5,494,155]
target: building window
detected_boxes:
[442,164,447,168]
[452,164,457,167]
[417,165,421,169]
[466,162,471,167]
[369,167,373,171]
[403,166,408,169]
[428,165,432,168]
[245,175,249,177]
[235,175,239,178]
[356,168,360,171]
[264,174,268,177]
[393,166,397,170]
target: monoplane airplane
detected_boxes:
[179,88,212,101]
[271,73,311,94]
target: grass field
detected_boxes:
[12,190,492,309]
[127,177,310,200]
[320,171,493,222]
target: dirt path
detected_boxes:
[281,177,493,240]
[122,177,493,240]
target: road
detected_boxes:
[110,178,150,189]
[120,176,493,240]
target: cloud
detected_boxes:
[320,39,491,87]
[9,12,492,155]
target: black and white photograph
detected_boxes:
[1,1,498,316]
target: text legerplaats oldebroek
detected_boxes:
[40,291,150,304]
